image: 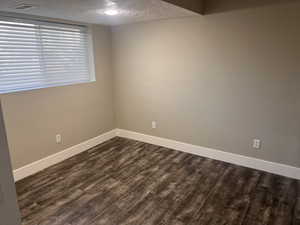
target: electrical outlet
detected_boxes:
[152,121,157,129]
[253,139,261,149]
[56,134,62,144]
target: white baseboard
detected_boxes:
[14,128,300,182]
[116,129,300,180]
[13,129,117,182]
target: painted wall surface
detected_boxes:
[0,103,21,225]
[2,3,300,171]
[1,25,115,169]
[112,3,300,167]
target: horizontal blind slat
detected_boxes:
[0,42,86,47]
[0,73,89,81]
[0,64,88,71]
[0,46,86,51]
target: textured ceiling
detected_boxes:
[0,0,198,26]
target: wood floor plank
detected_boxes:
[15,137,299,225]
[293,180,300,225]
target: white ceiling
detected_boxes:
[0,0,198,26]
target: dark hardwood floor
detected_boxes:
[16,137,300,225]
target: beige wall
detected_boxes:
[112,4,300,167]
[1,25,115,170]
[1,3,300,171]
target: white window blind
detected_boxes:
[0,16,95,94]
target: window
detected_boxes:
[0,15,95,94]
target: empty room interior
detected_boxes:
[0,0,300,224]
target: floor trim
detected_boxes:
[13,129,117,182]
[14,128,300,182]
[116,129,300,180]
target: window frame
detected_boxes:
[0,14,96,94]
